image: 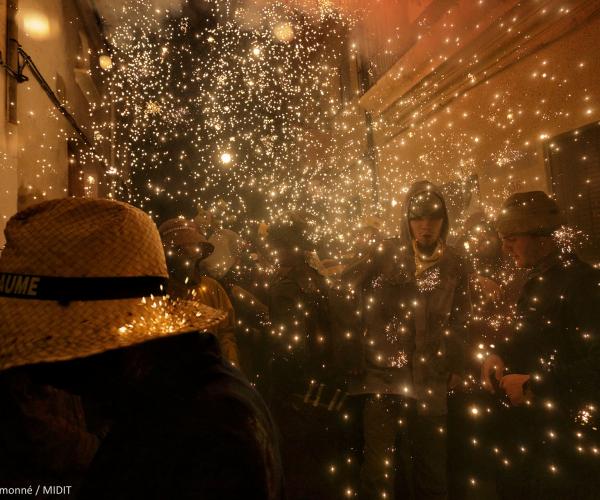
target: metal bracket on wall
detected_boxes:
[0,38,91,145]
[0,41,29,83]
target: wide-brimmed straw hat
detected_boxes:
[0,198,226,371]
[158,217,214,259]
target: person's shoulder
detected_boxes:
[194,277,225,301]
[286,262,328,295]
[442,245,469,272]
[443,244,462,259]
[558,254,600,288]
[373,237,411,262]
[199,275,225,290]
[198,363,276,437]
[269,267,301,294]
[570,254,598,273]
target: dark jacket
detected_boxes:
[267,258,331,394]
[0,369,100,488]
[78,332,283,500]
[499,251,600,420]
[342,181,471,415]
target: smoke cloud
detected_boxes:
[94,0,356,33]
[94,0,185,33]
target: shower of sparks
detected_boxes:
[89,0,374,255]
[52,1,599,496]
[416,267,441,293]
[553,225,589,255]
[389,351,408,368]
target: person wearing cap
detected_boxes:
[448,212,526,498]
[480,191,600,499]
[265,218,329,367]
[343,180,470,500]
[158,217,240,367]
[0,198,283,499]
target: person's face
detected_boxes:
[32,348,129,399]
[166,244,204,261]
[409,217,444,247]
[501,234,549,268]
[165,244,205,280]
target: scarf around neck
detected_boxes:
[413,239,445,276]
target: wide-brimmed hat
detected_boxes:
[158,217,214,259]
[0,198,226,371]
[496,191,562,237]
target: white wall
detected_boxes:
[0,0,105,247]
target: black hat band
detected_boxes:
[0,273,168,302]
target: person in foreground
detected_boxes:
[481,191,600,499]
[0,198,283,500]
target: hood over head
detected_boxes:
[400,180,450,251]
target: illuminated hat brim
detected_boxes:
[0,198,226,371]
[0,294,226,371]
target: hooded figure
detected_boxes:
[342,180,470,500]
[400,181,471,414]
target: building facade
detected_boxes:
[0,0,110,247]
[337,0,600,259]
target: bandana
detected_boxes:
[412,240,445,276]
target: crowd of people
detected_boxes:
[0,180,598,500]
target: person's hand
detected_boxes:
[481,354,505,393]
[500,374,531,406]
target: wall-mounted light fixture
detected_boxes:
[99,54,113,70]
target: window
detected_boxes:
[545,122,600,262]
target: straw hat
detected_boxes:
[0,198,226,371]
[158,217,214,258]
